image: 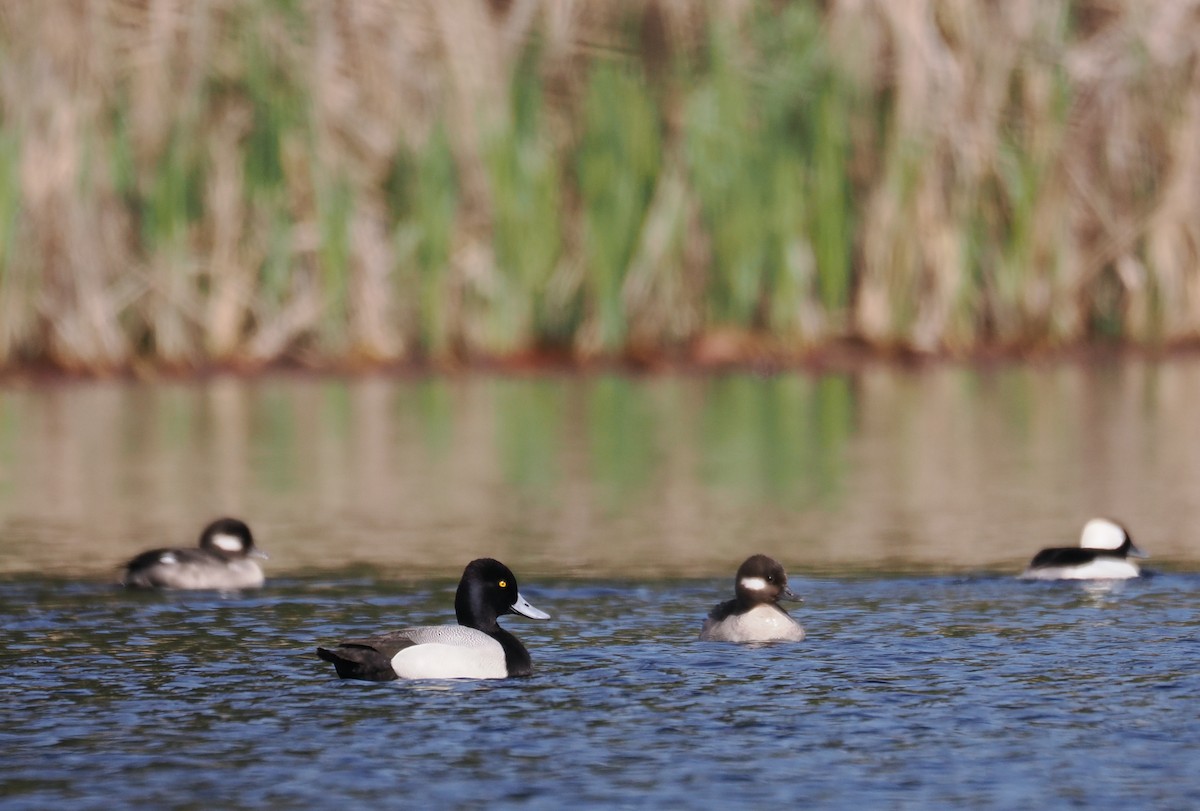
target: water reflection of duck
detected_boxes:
[699,554,806,643]
[317,558,550,681]
[121,517,267,590]
[1020,518,1147,580]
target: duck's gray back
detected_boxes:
[395,625,498,648]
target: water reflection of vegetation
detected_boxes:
[258,386,302,492]
[585,377,660,505]
[4,361,1200,576]
[496,378,566,494]
[700,375,853,506]
[409,379,455,457]
[0,395,17,499]
[340,373,857,510]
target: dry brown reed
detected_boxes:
[1,0,1199,373]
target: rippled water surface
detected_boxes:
[3,573,1200,809]
[2,359,1200,808]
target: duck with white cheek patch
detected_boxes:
[700,554,806,643]
[1020,517,1148,581]
[120,517,267,590]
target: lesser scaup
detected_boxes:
[317,558,550,681]
[1020,518,1147,580]
[699,554,806,643]
[121,517,266,590]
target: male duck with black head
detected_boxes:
[317,558,550,681]
[700,554,806,643]
[121,517,267,590]
[1021,518,1148,580]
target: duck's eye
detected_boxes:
[498,580,507,588]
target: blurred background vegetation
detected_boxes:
[1,0,1198,373]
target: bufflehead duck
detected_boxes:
[317,558,550,681]
[699,554,806,643]
[1020,518,1148,580]
[121,517,266,590]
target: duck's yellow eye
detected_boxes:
[498,580,507,588]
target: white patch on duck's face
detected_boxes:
[159,552,178,565]
[739,576,768,591]
[210,533,246,554]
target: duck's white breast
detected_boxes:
[1020,559,1140,581]
[700,605,806,643]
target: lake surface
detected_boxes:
[2,359,1200,808]
[3,572,1200,809]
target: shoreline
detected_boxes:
[4,336,1200,385]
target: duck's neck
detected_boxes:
[712,595,788,621]
[454,583,496,630]
[455,587,532,676]
[490,626,533,677]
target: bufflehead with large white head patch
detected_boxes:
[1020,518,1147,580]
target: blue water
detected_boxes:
[3,570,1199,809]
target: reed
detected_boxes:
[483,47,563,353]
[410,129,459,358]
[578,61,661,353]
[0,130,25,358]
[1,0,1199,373]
